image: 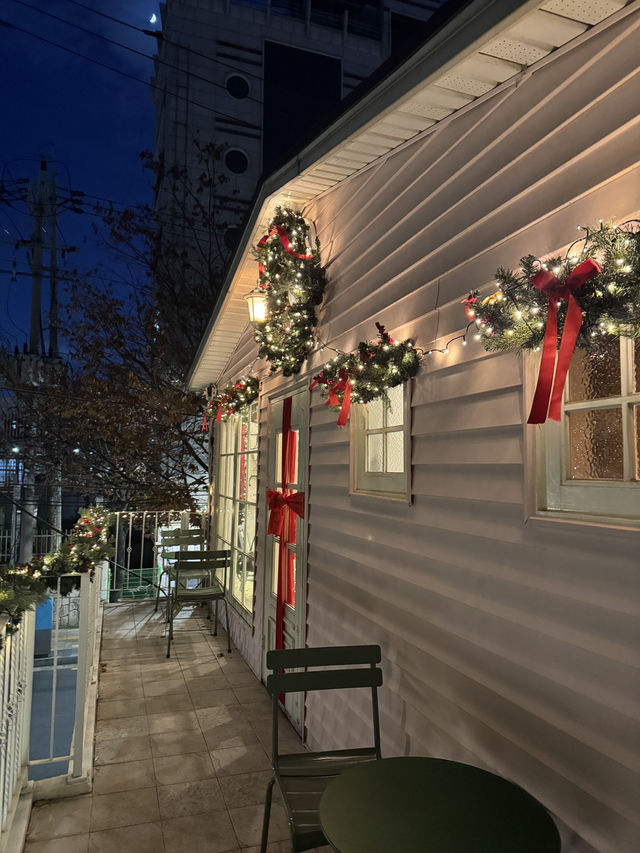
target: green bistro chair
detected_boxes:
[260,645,383,853]
[165,549,231,658]
[155,527,205,612]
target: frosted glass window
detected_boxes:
[367,398,383,430]
[386,385,404,427]
[367,434,384,472]
[386,431,404,473]
[568,339,620,402]
[568,408,623,480]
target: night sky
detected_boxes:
[0,0,160,351]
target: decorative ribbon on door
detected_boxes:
[266,395,305,652]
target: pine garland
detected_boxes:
[254,206,327,376]
[206,376,260,423]
[466,222,640,352]
[311,323,421,420]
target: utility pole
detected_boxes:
[28,161,47,355]
[48,171,59,358]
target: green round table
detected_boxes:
[319,757,561,853]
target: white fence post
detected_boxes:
[71,573,91,778]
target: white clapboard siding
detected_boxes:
[213,11,640,853]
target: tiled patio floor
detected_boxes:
[25,600,327,853]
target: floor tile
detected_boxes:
[190,688,239,710]
[150,729,207,757]
[153,752,216,785]
[145,694,194,715]
[210,744,271,776]
[219,770,274,809]
[27,795,92,840]
[24,833,89,853]
[94,734,152,765]
[96,698,146,720]
[162,811,238,853]
[88,821,164,853]
[228,802,289,847]
[142,676,188,698]
[233,686,270,705]
[223,671,260,689]
[147,710,200,734]
[201,718,259,751]
[156,777,225,819]
[93,758,156,795]
[184,672,230,692]
[95,715,149,742]
[180,662,222,679]
[90,787,160,831]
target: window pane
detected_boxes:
[568,408,623,480]
[244,504,256,552]
[248,402,259,451]
[635,405,640,481]
[386,385,404,427]
[247,453,258,503]
[220,422,233,454]
[367,433,383,472]
[219,497,233,541]
[386,430,404,473]
[219,456,234,497]
[236,502,246,551]
[567,338,620,402]
[367,398,383,430]
[243,559,254,611]
[232,552,244,603]
[237,454,248,501]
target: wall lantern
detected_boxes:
[244,285,267,325]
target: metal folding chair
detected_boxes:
[165,549,231,658]
[260,645,383,852]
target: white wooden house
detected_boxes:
[187,1,640,851]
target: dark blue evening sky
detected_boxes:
[0,0,160,350]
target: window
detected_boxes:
[226,74,250,99]
[214,401,259,612]
[351,383,411,500]
[224,148,249,174]
[539,337,640,521]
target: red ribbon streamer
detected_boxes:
[527,258,600,424]
[267,397,305,657]
[201,415,208,433]
[257,225,313,278]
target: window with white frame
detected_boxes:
[351,383,411,499]
[214,401,259,612]
[539,336,640,520]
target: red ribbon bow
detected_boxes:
[527,258,600,424]
[257,224,313,279]
[267,489,305,536]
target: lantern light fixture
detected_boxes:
[244,284,267,326]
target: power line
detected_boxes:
[0,18,260,129]
[59,0,264,82]
[8,0,264,106]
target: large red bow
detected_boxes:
[267,489,305,536]
[257,225,313,278]
[528,258,600,424]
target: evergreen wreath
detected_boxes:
[311,323,422,425]
[465,221,640,352]
[254,206,327,376]
[206,376,260,424]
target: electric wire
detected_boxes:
[59,0,264,81]
[0,18,259,129]
[8,0,264,106]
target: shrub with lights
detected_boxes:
[253,206,327,376]
[465,222,640,422]
[311,323,422,425]
[206,376,260,424]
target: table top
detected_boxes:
[319,756,561,853]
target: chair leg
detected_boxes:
[260,777,275,853]
[224,597,231,654]
[166,595,173,658]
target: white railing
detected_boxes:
[0,609,34,853]
[0,566,105,849]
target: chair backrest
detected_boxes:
[265,645,383,762]
[160,528,204,550]
[174,549,230,587]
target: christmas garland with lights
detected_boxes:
[465,222,640,422]
[205,376,260,425]
[311,323,422,426]
[1,507,114,634]
[254,206,327,376]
